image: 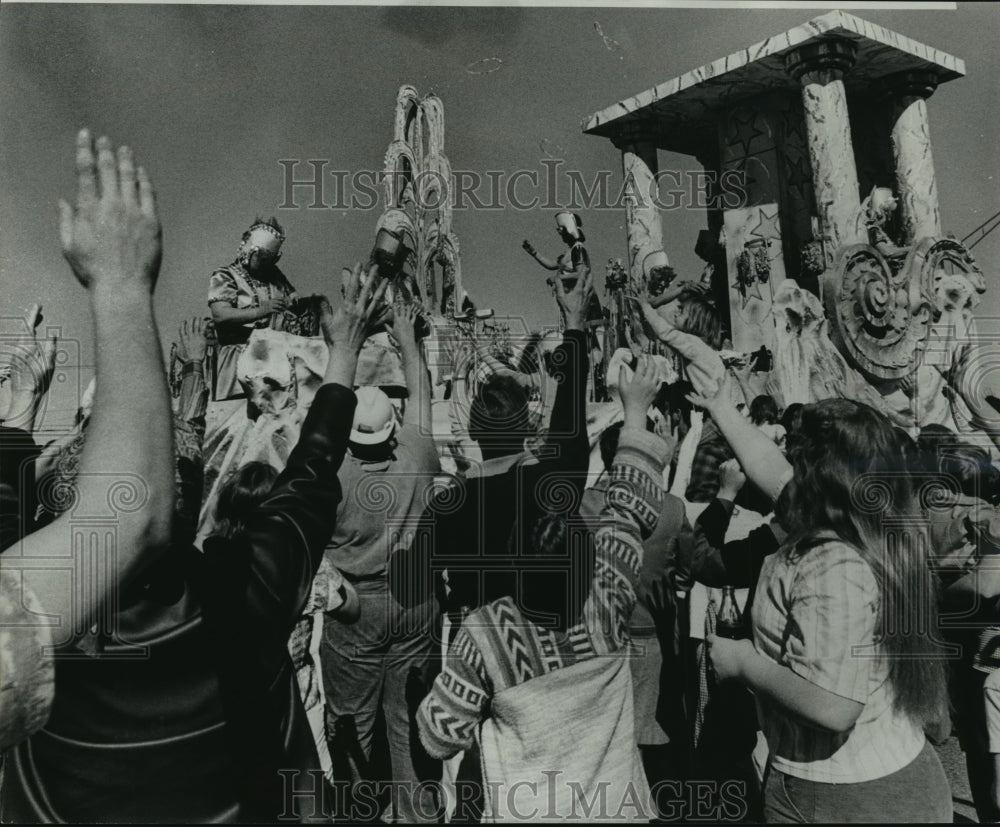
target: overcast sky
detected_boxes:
[1,2,997,428]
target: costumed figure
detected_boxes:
[523,211,607,397]
[208,217,314,401]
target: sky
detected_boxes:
[1,2,998,429]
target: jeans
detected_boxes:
[763,740,952,823]
[321,581,440,822]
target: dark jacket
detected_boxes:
[0,383,357,823]
[390,329,590,612]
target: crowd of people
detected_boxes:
[2,129,1000,824]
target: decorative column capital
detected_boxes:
[875,69,939,102]
[784,38,858,84]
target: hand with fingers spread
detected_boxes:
[321,262,389,352]
[619,354,660,430]
[176,317,209,363]
[387,300,423,357]
[58,130,162,293]
[551,266,594,332]
[5,130,176,685]
[653,414,679,461]
[320,262,389,388]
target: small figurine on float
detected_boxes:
[857,186,907,261]
[522,211,604,324]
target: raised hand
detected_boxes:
[387,300,423,354]
[175,317,209,363]
[551,266,594,332]
[685,371,735,417]
[718,457,747,501]
[522,239,536,256]
[58,130,162,293]
[320,262,389,354]
[619,354,660,430]
[653,414,678,460]
[474,343,535,391]
[637,298,724,398]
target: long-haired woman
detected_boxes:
[643,303,952,822]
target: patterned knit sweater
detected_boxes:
[417,428,668,821]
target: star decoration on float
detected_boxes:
[727,110,769,159]
[750,205,781,243]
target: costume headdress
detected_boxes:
[555,211,584,241]
[238,218,285,264]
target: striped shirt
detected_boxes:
[417,427,668,760]
[752,538,925,783]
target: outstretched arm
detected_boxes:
[174,316,210,431]
[1,131,173,750]
[587,358,669,652]
[542,268,593,458]
[522,239,559,271]
[639,299,792,501]
[233,263,388,633]
[389,301,433,432]
[16,132,174,638]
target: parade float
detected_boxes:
[196,10,998,543]
[584,10,993,450]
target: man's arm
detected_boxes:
[416,624,491,760]
[209,297,288,330]
[391,302,434,434]
[522,240,559,271]
[15,132,173,644]
[174,317,209,433]
[587,357,667,652]
[639,299,793,502]
[234,263,388,632]
[538,268,593,467]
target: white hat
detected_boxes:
[350,386,396,445]
[555,211,582,236]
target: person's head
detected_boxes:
[749,395,779,426]
[214,461,279,539]
[239,216,284,277]
[677,289,723,350]
[775,398,948,729]
[915,423,957,475]
[599,422,624,474]
[939,443,1000,504]
[468,374,531,458]
[646,265,676,298]
[656,288,723,350]
[779,402,803,435]
[554,211,585,245]
[349,386,397,461]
